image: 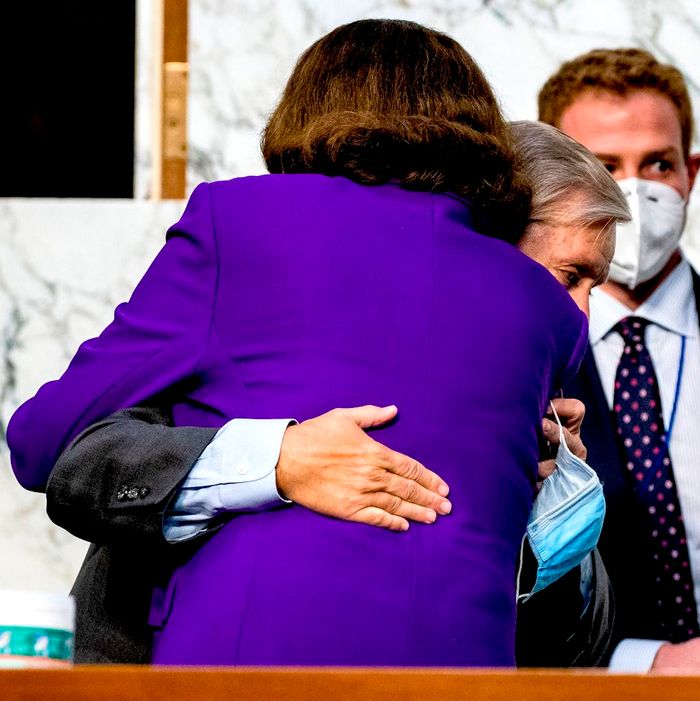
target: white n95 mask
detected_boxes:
[609,177,686,289]
[517,406,606,603]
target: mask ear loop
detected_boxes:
[548,401,568,453]
[515,532,528,603]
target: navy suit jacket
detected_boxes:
[562,269,700,647]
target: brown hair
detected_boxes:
[262,19,531,242]
[538,48,694,156]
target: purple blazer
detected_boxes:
[8,174,587,666]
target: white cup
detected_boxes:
[0,590,75,668]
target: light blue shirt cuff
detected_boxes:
[608,638,666,672]
[163,418,295,543]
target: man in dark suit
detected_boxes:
[538,48,700,670]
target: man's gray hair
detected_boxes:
[510,120,631,230]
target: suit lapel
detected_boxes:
[691,266,700,311]
[563,344,626,498]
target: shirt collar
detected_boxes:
[589,257,697,345]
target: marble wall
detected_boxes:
[4,0,700,594]
[0,201,183,590]
[187,0,700,175]
[186,0,700,260]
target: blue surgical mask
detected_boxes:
[517,406,606,602]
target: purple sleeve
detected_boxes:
[557,309,590,389]
[7,183,218,491]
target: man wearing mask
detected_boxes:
[538,48,700,670]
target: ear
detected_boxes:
[686,153,700,193]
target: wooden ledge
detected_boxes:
[2,666,700,700]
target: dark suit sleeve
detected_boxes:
[515,548,615,667]
[46,406,218,546]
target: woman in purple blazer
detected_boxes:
[8,20,587,666]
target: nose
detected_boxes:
[613,170,636,182]
[612,162,640,182]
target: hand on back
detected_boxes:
[276,405,451,532]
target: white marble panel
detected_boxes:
[134,0,157,199]
[0,199,185,592]
[187,0,700,259]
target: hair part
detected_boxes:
[262,19,531,242]
[538,48,694,157]
[510,120,630,236]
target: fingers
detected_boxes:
[537,458,556,480]
[541,420,587,461]
[548,398,585,433]
[353,506,409,532]
[339,404,398,429]
[378,446,450,497]
[380,471,452,515]
[352,493,441,531]
[327,405,451,500]
[369,492,439,524]
[538,418,558,478]
[541,418,559,445]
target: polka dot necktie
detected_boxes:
[613,316,699,642]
